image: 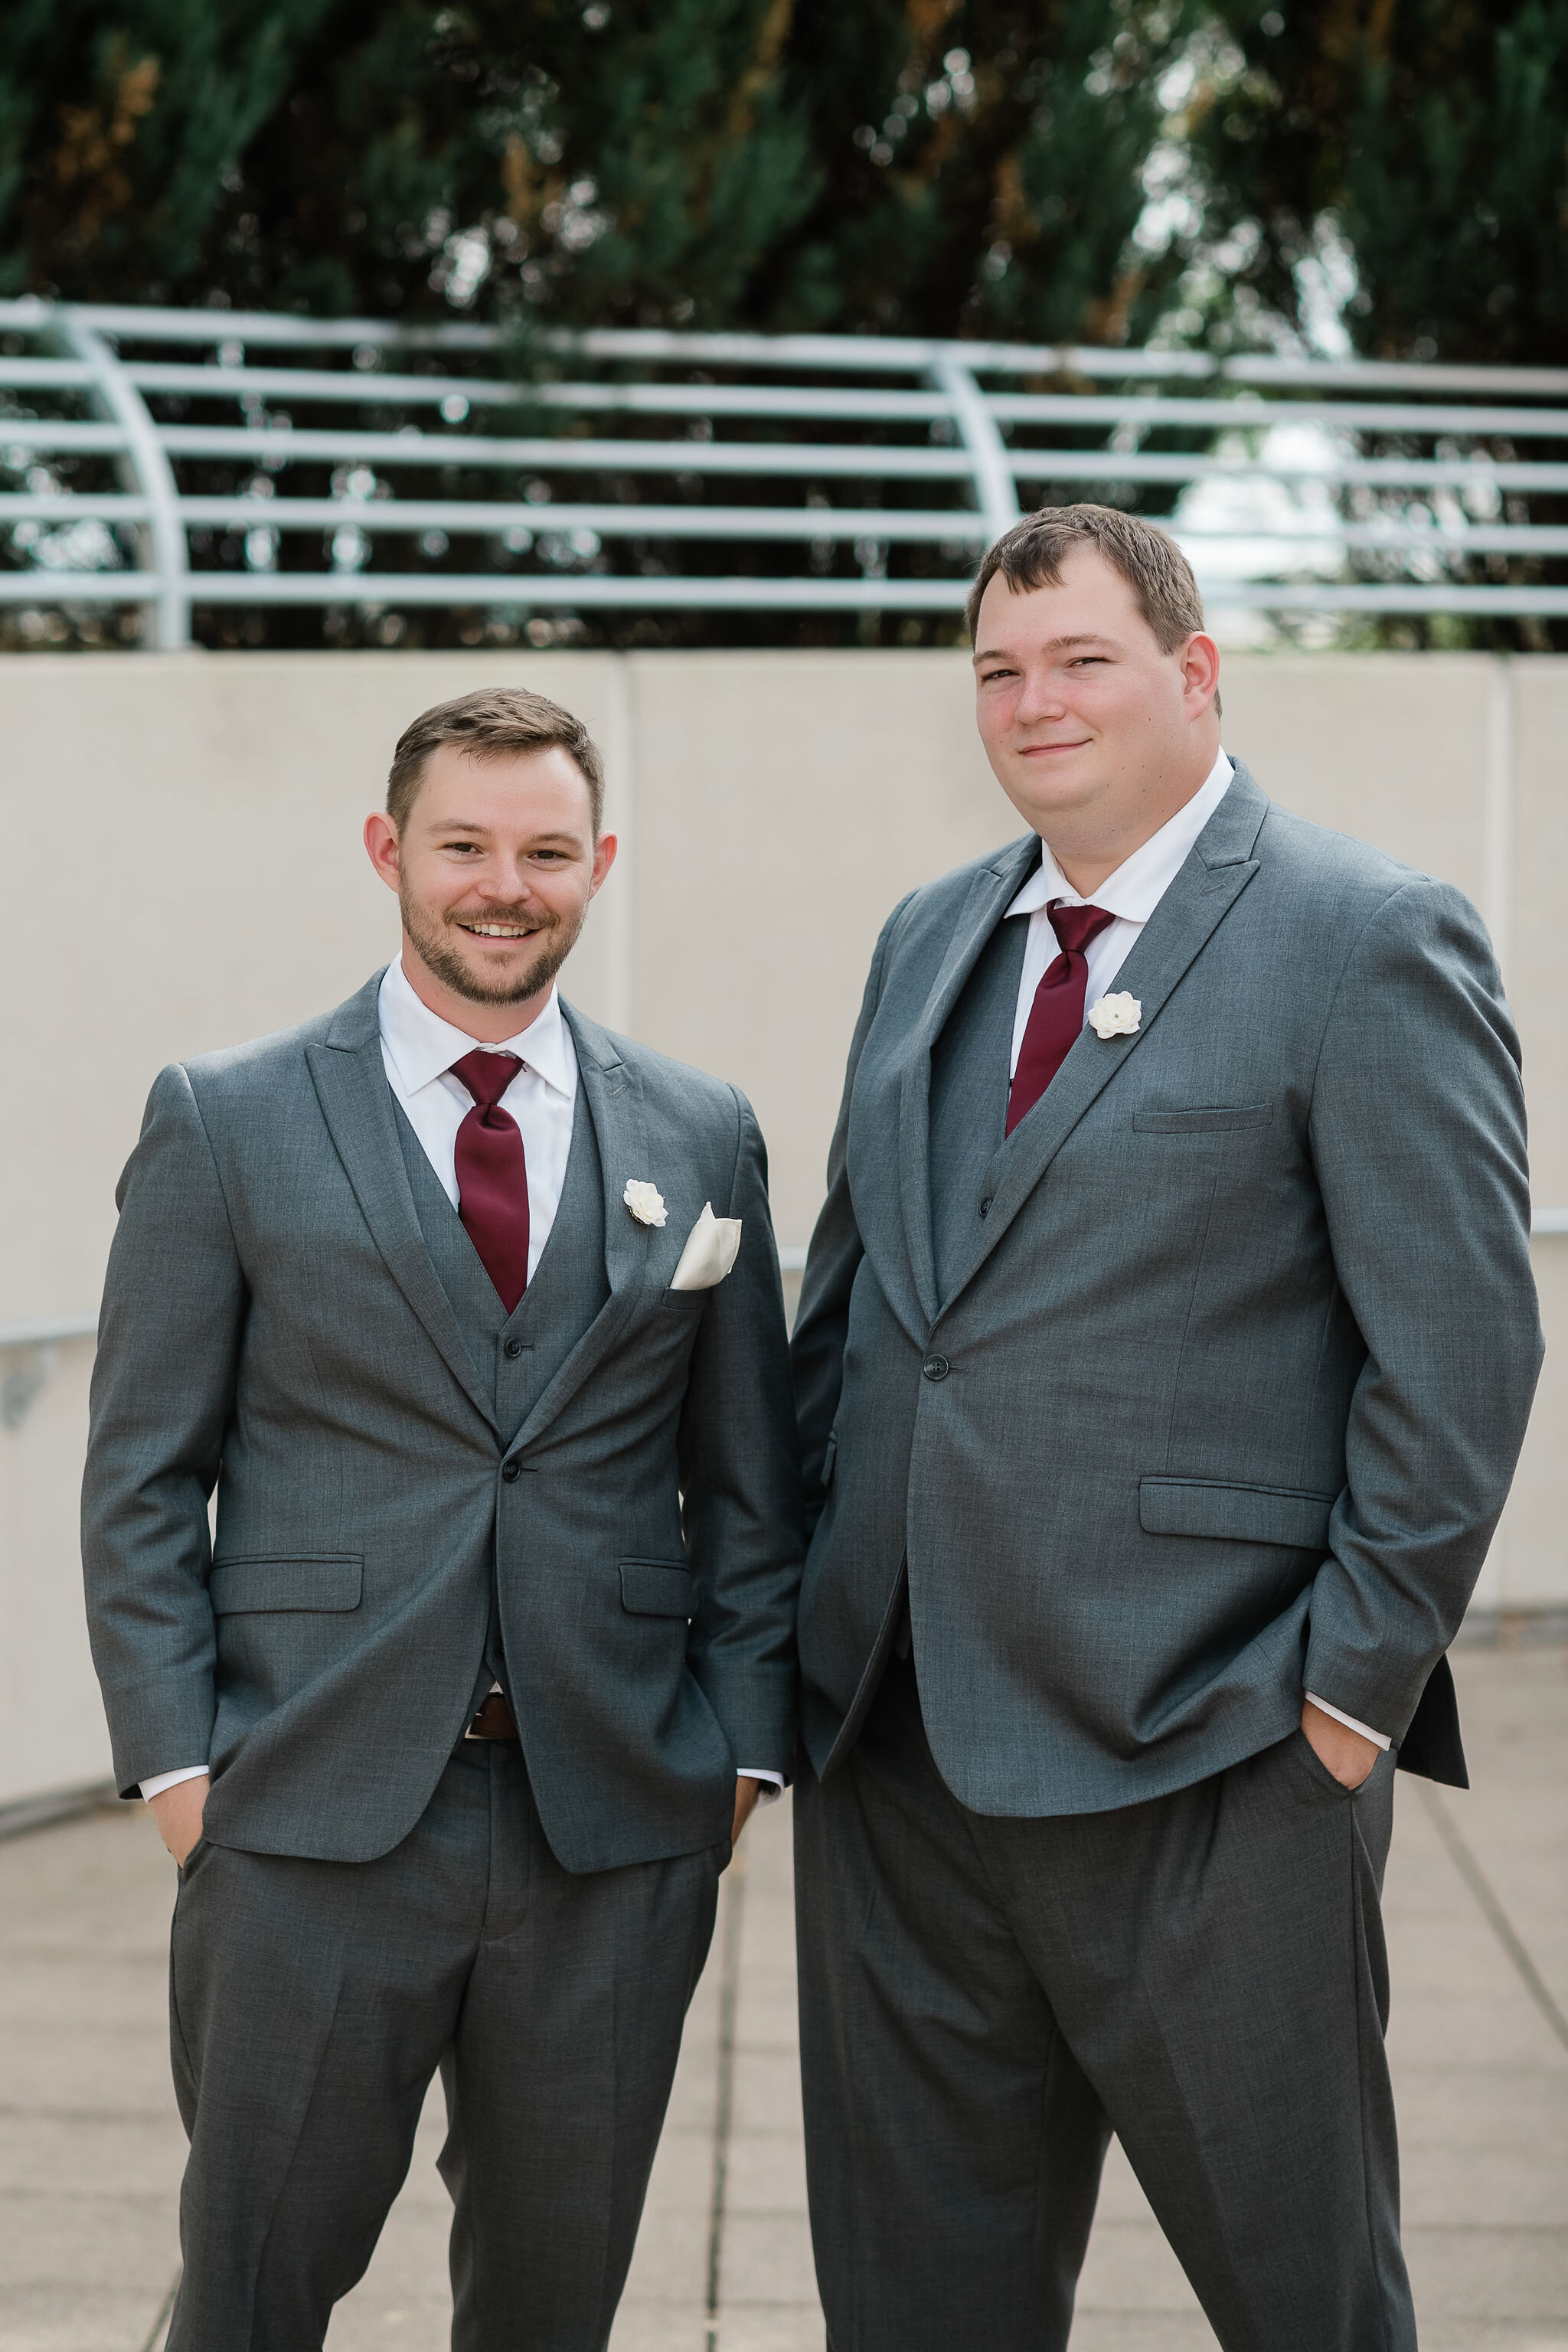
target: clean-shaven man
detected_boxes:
[83,688,802,2350]
[791,506,1542,2351]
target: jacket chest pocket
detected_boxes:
[1132,1103,1273,1135]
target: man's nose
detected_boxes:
[1013,665,1067,722]
[474,870,532,904]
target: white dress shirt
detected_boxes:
[377,955,579,1282]
[143,958,780,1801]
[1002,750,1390,1755]
[1004,748,1236,1077]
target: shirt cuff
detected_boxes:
[139,1764,209,1802]
[738,1768,785,1803]
[1304,1694,1391,1751]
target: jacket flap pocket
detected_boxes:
[1138,1478,1334,1549]
[619,1560,697,1618]
[1133,1104,1272,1134]
[210,1555,363,1614]
[821,1432,838,1488]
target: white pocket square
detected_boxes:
[670,1201,742,1292]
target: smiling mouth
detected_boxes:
[457,921,538,940]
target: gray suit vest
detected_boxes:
[391,1083,609,1702]
[927,907,1029,1308]
[390,1083,609,1433]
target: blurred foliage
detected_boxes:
[8,3,1568,363]
[0,1,1196,344]
[9,2,1568,655]
[1191,2,1568,366]
[1178,3,1568,653]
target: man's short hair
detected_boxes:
[387,688,606,835]
[965,503,1207,653]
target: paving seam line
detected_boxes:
[138,2269,180,2352]
[1416,1779,1568,2056]
[704,1839,748,2351]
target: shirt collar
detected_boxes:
[378,956,576,1099]
[1005,749,1234,924]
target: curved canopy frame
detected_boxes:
[4,299,1568,646]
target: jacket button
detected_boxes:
[978,1197,991,1219]
[503,1338,523,1358]
[922,1354,950,1382]
[501,1458,521,1482]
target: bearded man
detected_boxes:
[82,688,802,2350]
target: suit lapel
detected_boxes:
[890,838,1040,1330]
[939,765,1271,1310]
[501,1002,649,1453]
[305,974,495,1432]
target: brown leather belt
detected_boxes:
[465,1690,521,1741]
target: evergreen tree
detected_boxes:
[1,0,1195,347]
[738,2,1191,346]
[1178,5,1568,652]
[1189,1,1568,367]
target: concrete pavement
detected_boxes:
[0,1645,1563,2350]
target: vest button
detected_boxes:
[501,1458,521,1482]
[503,1338,524,1358]
[922,1354,950,1382]
[978,1197,991,1219]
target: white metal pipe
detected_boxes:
[167,498,988,541]
[0,410,1535,493]
[150,425,979,477]
[986,393,1568,439]
[0,358,96,389]
[12,491,1568,555]
[1006,450,1568,491]
[123,571,978,611]
[119,420,1568,494]
[0,1312,98,1348]
[54,313,190,648]
[15,355,1568,443]
[0,495,152,521]
[9,298,1568,395]
[929,355,1020,544]
[0,573,160,602]
[119,363,955,423]
[0,421,128,452]
[5,569,1564,616]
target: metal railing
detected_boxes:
[5,299,1568,645]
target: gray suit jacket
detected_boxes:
[83,973,803,1872]
[792,763,1542,1811]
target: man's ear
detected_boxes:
[364,811,403,894]
[1181,632,1220,714]
[588,831,619,898]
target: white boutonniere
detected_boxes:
[1086,991,1142,1039]
[622,1178,668,1228]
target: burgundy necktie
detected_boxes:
[450,1050,530,1312]
[1005,900,1117,1135]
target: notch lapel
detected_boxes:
[305,975,495,1432]
[501,1004,649,1453]
[939,765,1271,1312]
[889,838,1040,1331]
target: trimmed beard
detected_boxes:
[400,887,584,1008]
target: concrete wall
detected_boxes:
[2,648,1563,1808]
